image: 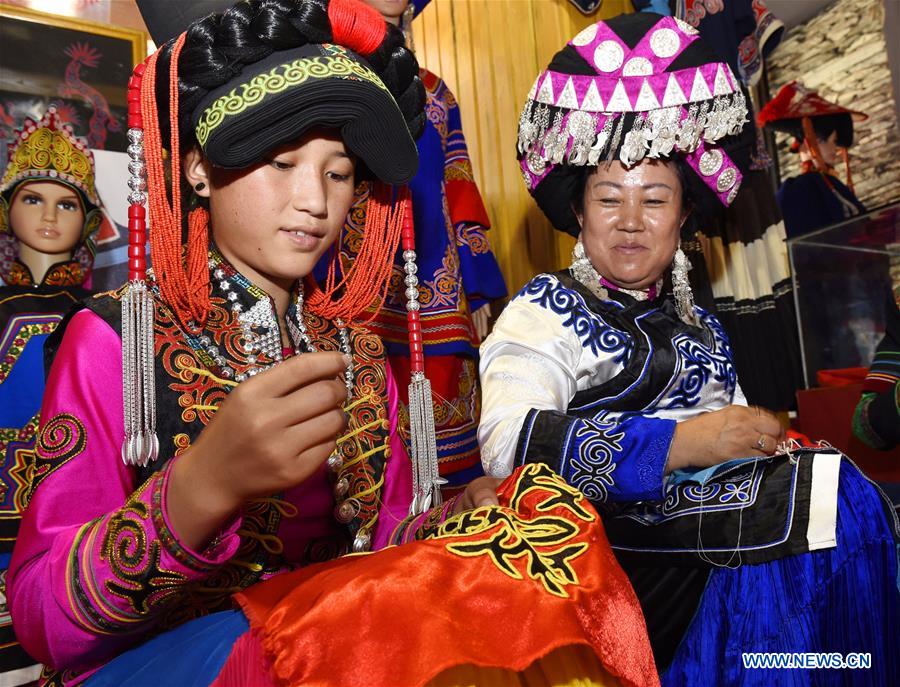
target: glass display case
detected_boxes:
[788,202,900,387]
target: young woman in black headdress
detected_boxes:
[8,2,658,686]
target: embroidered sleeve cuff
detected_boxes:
[515,409,673,503]
[156,461,242,567]
[66,469,240,635]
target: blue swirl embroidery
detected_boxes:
[664,310,737,410]
[684,483,722,502]
[562,417,625,502]
[662,465,763,517]
[719,479,754,503]
[517,275,633,362]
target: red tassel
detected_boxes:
[841,147,855,192]
[801,117,828,174]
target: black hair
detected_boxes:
[152,0,425,153]
[778,113,854,149]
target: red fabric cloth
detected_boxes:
[224,465,658,687]
[444,178,491,228]
[816,366,868,388]
[211,630,277,687]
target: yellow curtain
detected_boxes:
[412,0,634,296]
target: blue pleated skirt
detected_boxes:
[663,462,900,686]
[84,609,248,687]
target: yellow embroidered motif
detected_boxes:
[438,466,596,598]
[195,49,392,146]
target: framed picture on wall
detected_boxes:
[0,4,145,152]
[0,4,147,290]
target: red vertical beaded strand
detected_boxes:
[120,59,159,468]
[401,201,424,375]
[126,63,147,281]
[401,196,444,514]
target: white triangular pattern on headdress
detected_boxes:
[713,64,731,96]
[526,76,539,101]
[689,69,712,102]
[557,77,579,109]
[662,73,686,107]
[635,79,660,112]
[581,80,604,112]
[536,73,555,105]
[606,80,631,112]
[726,64,739,90]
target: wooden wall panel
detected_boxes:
[413,0,633,295]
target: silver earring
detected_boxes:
[672,245,698,325]
[570,239,608,300]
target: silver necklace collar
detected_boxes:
[569,239,662,302]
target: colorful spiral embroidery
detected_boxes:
[28,413,86,500]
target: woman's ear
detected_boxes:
[572,202,584,231]
[183,148,211,198]
[679,206,691,231]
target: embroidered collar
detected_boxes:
[5,258,85,288]
[154,246,350,391]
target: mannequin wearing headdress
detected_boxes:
[329,0,508,485]
[758,81,867,239]
[0,108,100,685]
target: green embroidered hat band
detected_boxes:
[191,43,419,185]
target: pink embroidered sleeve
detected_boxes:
[371,362,413,549]
[7,309,240,673]
[372,361,462,547]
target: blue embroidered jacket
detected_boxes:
[478,271,744,504]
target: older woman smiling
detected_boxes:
[480,12,900,687]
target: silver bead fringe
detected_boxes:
[517,91,747,171]
[121,127,159,467]
[403,247,444,515]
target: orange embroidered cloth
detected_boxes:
[234,464,658,687]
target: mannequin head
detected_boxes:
[798,129,840,168]
[6,180,85,283]
[1,108,100,284]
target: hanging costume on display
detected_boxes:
[633,0,802,412]
[759,82,871,377]
[758,80,868,239]
[0,109,101,685]
[328,0,508,484]
[483,11,900,686]
[7,2,655,686]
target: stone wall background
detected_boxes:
[766,0,900,210]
